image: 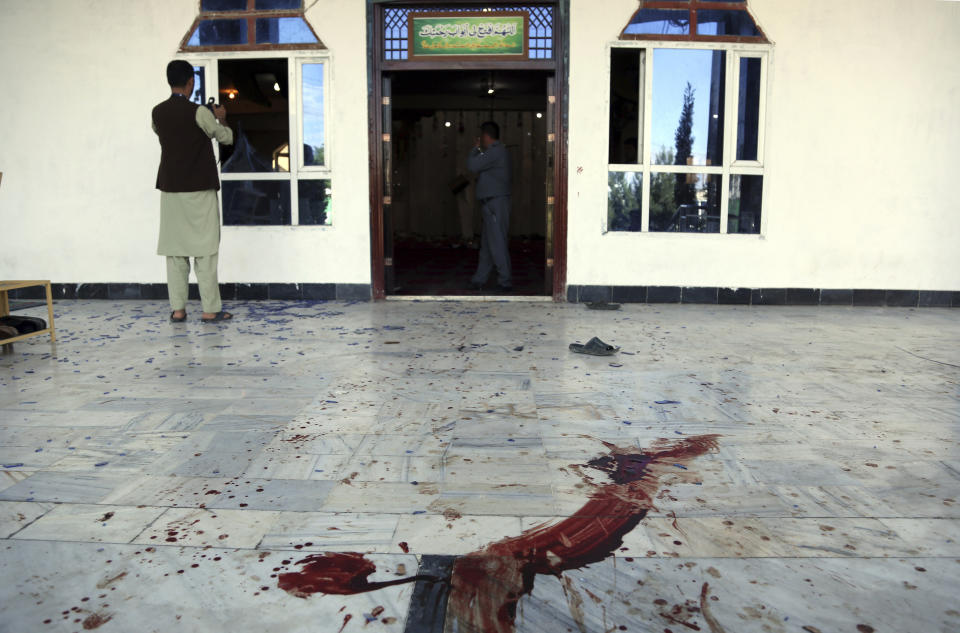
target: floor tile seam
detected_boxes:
[617,554,960,561]
[2,535,273,552]
[645,515,960,521]
[124,505,178,545]
[938,461,960,480]
[2,504,56,539]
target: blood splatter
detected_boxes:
[398,542,410,553]
[277,552,423,598]
[338,614,352,633]
[81,612,112,630]
[271,435,719,633]
[445,435,719,633]
[700,583,726,633]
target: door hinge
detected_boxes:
[384,196,392,205]
[382,96,391,106]
[385,257,394,266]
[548,95,556,104]
[547,258,554,267]
[547,196,554,205]
[382,133,391,142]
[547,133,555,142]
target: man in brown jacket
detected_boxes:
[152,60,234,323]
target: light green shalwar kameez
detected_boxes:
[154,106,234,314]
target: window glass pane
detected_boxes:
[223,180,291,225]
[607,171,643,232]
[729,175,762,234]
[255,0,301,8]
[609,49,640,164]
[298,179,332,225]
[190,67,207,105]
[255,17,318,44]
[190,19,248,46]
[201,0,247,12]
[737,57,762,161]
[624,9,690,36]
[651,49,725,167]
[218,58,290,173]
[650,173,720,233]
[696,10,761,37]
[302,63,325,167]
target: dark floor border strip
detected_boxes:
[4,283,372,302]
[403,555,457,633]
[568,286,960,308]
[8,284,959,307]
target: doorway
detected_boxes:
[367,1,568,300]
[386,70,550,296]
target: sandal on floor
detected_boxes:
[569,336,620,356]
[0,315,46,334]
[201,311,233,323]
[585,302,621,311]
[170,311,187,323]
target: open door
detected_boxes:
[382,74,396,294]
[544,75,556,296]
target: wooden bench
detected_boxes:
[0,280,57,345]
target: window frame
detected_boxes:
[179,49,333,228]
[180,0,326,53]
[605,39,771,236]
[620,0,770,45]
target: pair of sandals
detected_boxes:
[170,311,233,323]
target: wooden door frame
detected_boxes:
[366,0,569,301]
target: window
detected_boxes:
[181,0,324,52]
[179,1,330,227]
[186,56,331,227]
[608,1,768,234]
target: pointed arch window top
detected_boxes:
[180,0,325,52]
[621,0,768,43]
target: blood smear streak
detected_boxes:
[273,435,720,633]
[278,552,418,598]
[446,434,720,633]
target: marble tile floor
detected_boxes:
[0,299,958,633]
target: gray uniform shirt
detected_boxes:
[467,140,512,200]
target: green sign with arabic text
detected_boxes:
[410,14,527,58]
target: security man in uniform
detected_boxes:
[467,121,513,292]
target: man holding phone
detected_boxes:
[467,121,513,293]
[152,60,234,323]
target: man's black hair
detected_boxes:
[166,60,195,88]
[480,121,500,140]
